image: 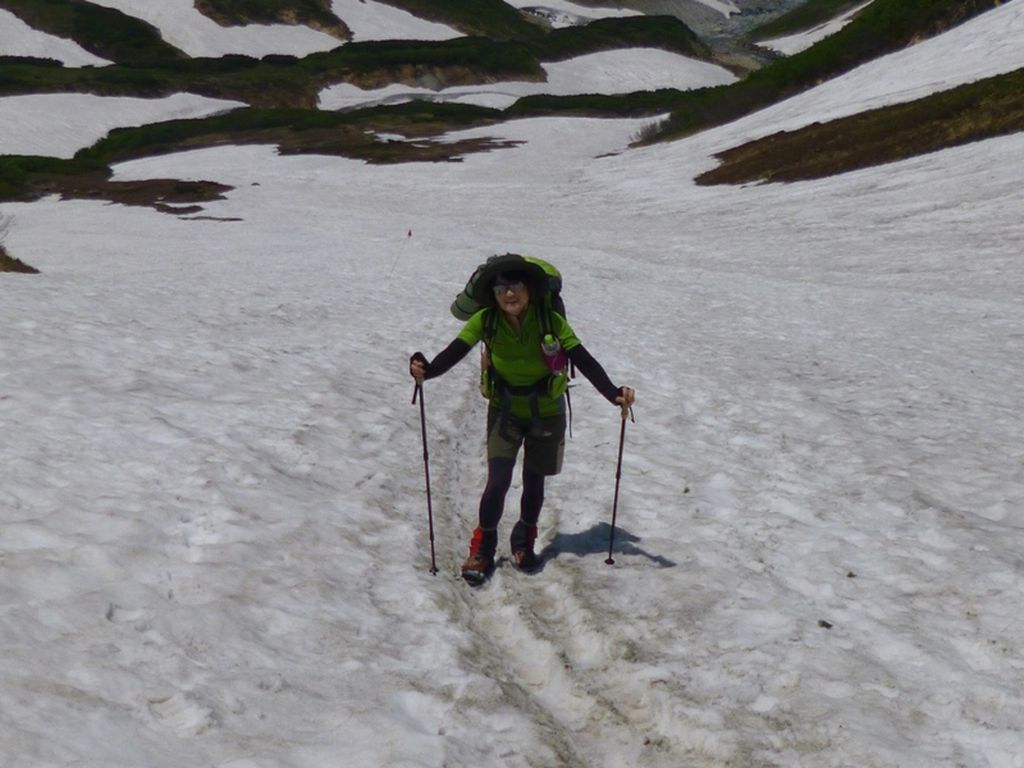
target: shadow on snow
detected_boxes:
[538,522,676,570]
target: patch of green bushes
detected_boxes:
[528,16,711,63]
[506,89,693,120]
[0,6,712,109]
[371,0,542,41]
[74,109,340,166]
[0,37,545,107]
[74,101,502,165]
[0,100,505,204]
[747,0,868,42]
[299,36,540,78]
[0,154,108,199]
[696,67,1024,185]
[347,100,502,133]
[194,0,350,39]
[0,0,186,64]
[0,55,63,67]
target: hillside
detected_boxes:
[1,0,1020,225]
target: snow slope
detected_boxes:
[694,0,741,17]
[327,0,460,42]
[712,0,1024,145]
[84,0,460,55]
[757,1,873,56]
[0,93,246,158]
[2,2,1024,767]
[83,0,346,58]
[506,0,643,28]
[0,8,110,66]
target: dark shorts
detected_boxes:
[486,406,566,476]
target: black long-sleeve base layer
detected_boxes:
[422,339,622,405]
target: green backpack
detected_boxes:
[450,254,561,319]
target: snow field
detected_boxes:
[2,2,1024,767]
[0,9,111,66]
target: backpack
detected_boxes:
[450,253,564,324]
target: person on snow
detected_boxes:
[409,255,635,583]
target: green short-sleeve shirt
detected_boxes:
[458,304,580,418]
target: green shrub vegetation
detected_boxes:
[371,0,543,41]
[747,0,870,42]
[0,13,710,106]
[0,37,544,107]
[194,0,350,40]
[299,37,541,83]
[0,0,1017,207]
[0,102,505,205]
[0,0,186,64]
[0,5,709,108]
[0,154,108,200]
[75,102,500,165]
[529,16,711,63]
[506,89,692,120]
[696,67,1024,185]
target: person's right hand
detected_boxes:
[615,386,636,418]
[410,352,428,384]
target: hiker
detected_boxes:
[409,254,635,584]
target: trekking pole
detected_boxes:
[388,228,413,278]
[412,382,439,575]
[605,405,634,566]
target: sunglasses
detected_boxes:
[492,280,526,296]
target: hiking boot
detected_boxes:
[462,527,496,585]
[510,520,540,572]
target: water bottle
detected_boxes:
[541,333,567,375]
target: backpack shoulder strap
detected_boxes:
[539,301,553,338]
[482,307,499,347]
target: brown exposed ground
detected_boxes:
[0,243,40,273]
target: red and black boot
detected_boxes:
[510,520,540,572]
[462,527,497,586]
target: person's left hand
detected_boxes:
[616,386,635,413]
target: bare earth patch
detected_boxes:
[194,0,352,41]
[54,176,234,215]
[0,243,40,273]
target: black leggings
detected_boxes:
[478,458,545,531]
